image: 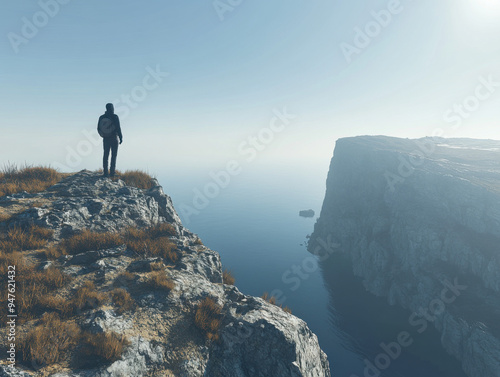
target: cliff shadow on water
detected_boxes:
[318,253,468,377]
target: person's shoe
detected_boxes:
[102,172,109,178]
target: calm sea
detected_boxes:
[158,165,467,377]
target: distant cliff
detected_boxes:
[309,136,500,377]
[0,170,330,377]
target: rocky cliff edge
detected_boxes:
[0,170,330,377]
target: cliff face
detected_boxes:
[0,170,330,377]
[309,136,500,377]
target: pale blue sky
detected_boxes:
[1,0,500,175]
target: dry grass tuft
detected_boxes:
[110,288,135,314]
[148,223,177,238]
[60,225,178,261]
[36,295,72,318]
[18,312,80,367]
[118,170,155,190]
[40,246,65,260]
[19,315,129,369]
[194,297,222,341]
[37,281,108,319]
[70,281,107,314]
[18,267,72,320]
[0,164,62,197]
[77,331,130,367]
[146,270,175,291]
[150,261,166,271]
[0,225,53,253]
[114,271,136,286]
[124,225,178,263]
[61,230,123,255]
[0,251,71,323]
[193,238,203,245]
[150,261,165,271]
[261,292,292,314]
[222,268,235,285]
[0,213,12,223]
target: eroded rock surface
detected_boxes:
[310,136,500,377]
[1,170,330,377]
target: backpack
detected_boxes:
[98,116,116,138]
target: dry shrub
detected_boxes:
[146,271,175,291]
[222,269,235,285]
[0,213,12,223]
[18,312,80,367]
[261,292,292,314]
[17,267,71,321]
[37,295,72,318]
[30,226,54,240]
[34,266,68,288]
[0,164,61,197]
[61,230,123,255]
[0,251,27,275]
[123,226,148,242]
[150,261,165,271]
[119,170,155,190]
[194,297,222,341]
[110,288,135,314]
[0,225,53,253]
[194,238,203,245]
[0,253,28,319]
[40,246,64,260]
[37,281,106,318]
[0,251,71,323]
[124,238,150,255]
[154,237,178,263]
[125,231,178,264]
[147,223,176,238]
[70,281,107,314]
[77,331,129,367]
[114,271,136,286]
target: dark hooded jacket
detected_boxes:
[98,111,123,142]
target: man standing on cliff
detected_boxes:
[97,103,123,177]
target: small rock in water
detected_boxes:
[299,209,315,218]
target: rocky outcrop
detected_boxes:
[309,136,500,377]
[299,210,315,218]
[1,170,330,377]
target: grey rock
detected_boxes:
[37,261,53,271]
[176,248,223,284]
[127,257,163,273]
[0,366,33,377]
[67,245,128,266]
[205,286,330,377]
[310,136,500,377]
[299,209,315,218]
[68,250,101,265]
[0,170,330,377]
[82,309,132,334]
[10,170,184,240]
[50,338,164,377]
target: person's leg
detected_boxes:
[110,139,119,176]
[103,139,111,176]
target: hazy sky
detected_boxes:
[2,0,500,174]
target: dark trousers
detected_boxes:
[103,137,119,175]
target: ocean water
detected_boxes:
[157,165,467,377]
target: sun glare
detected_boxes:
[469,0,500,13]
